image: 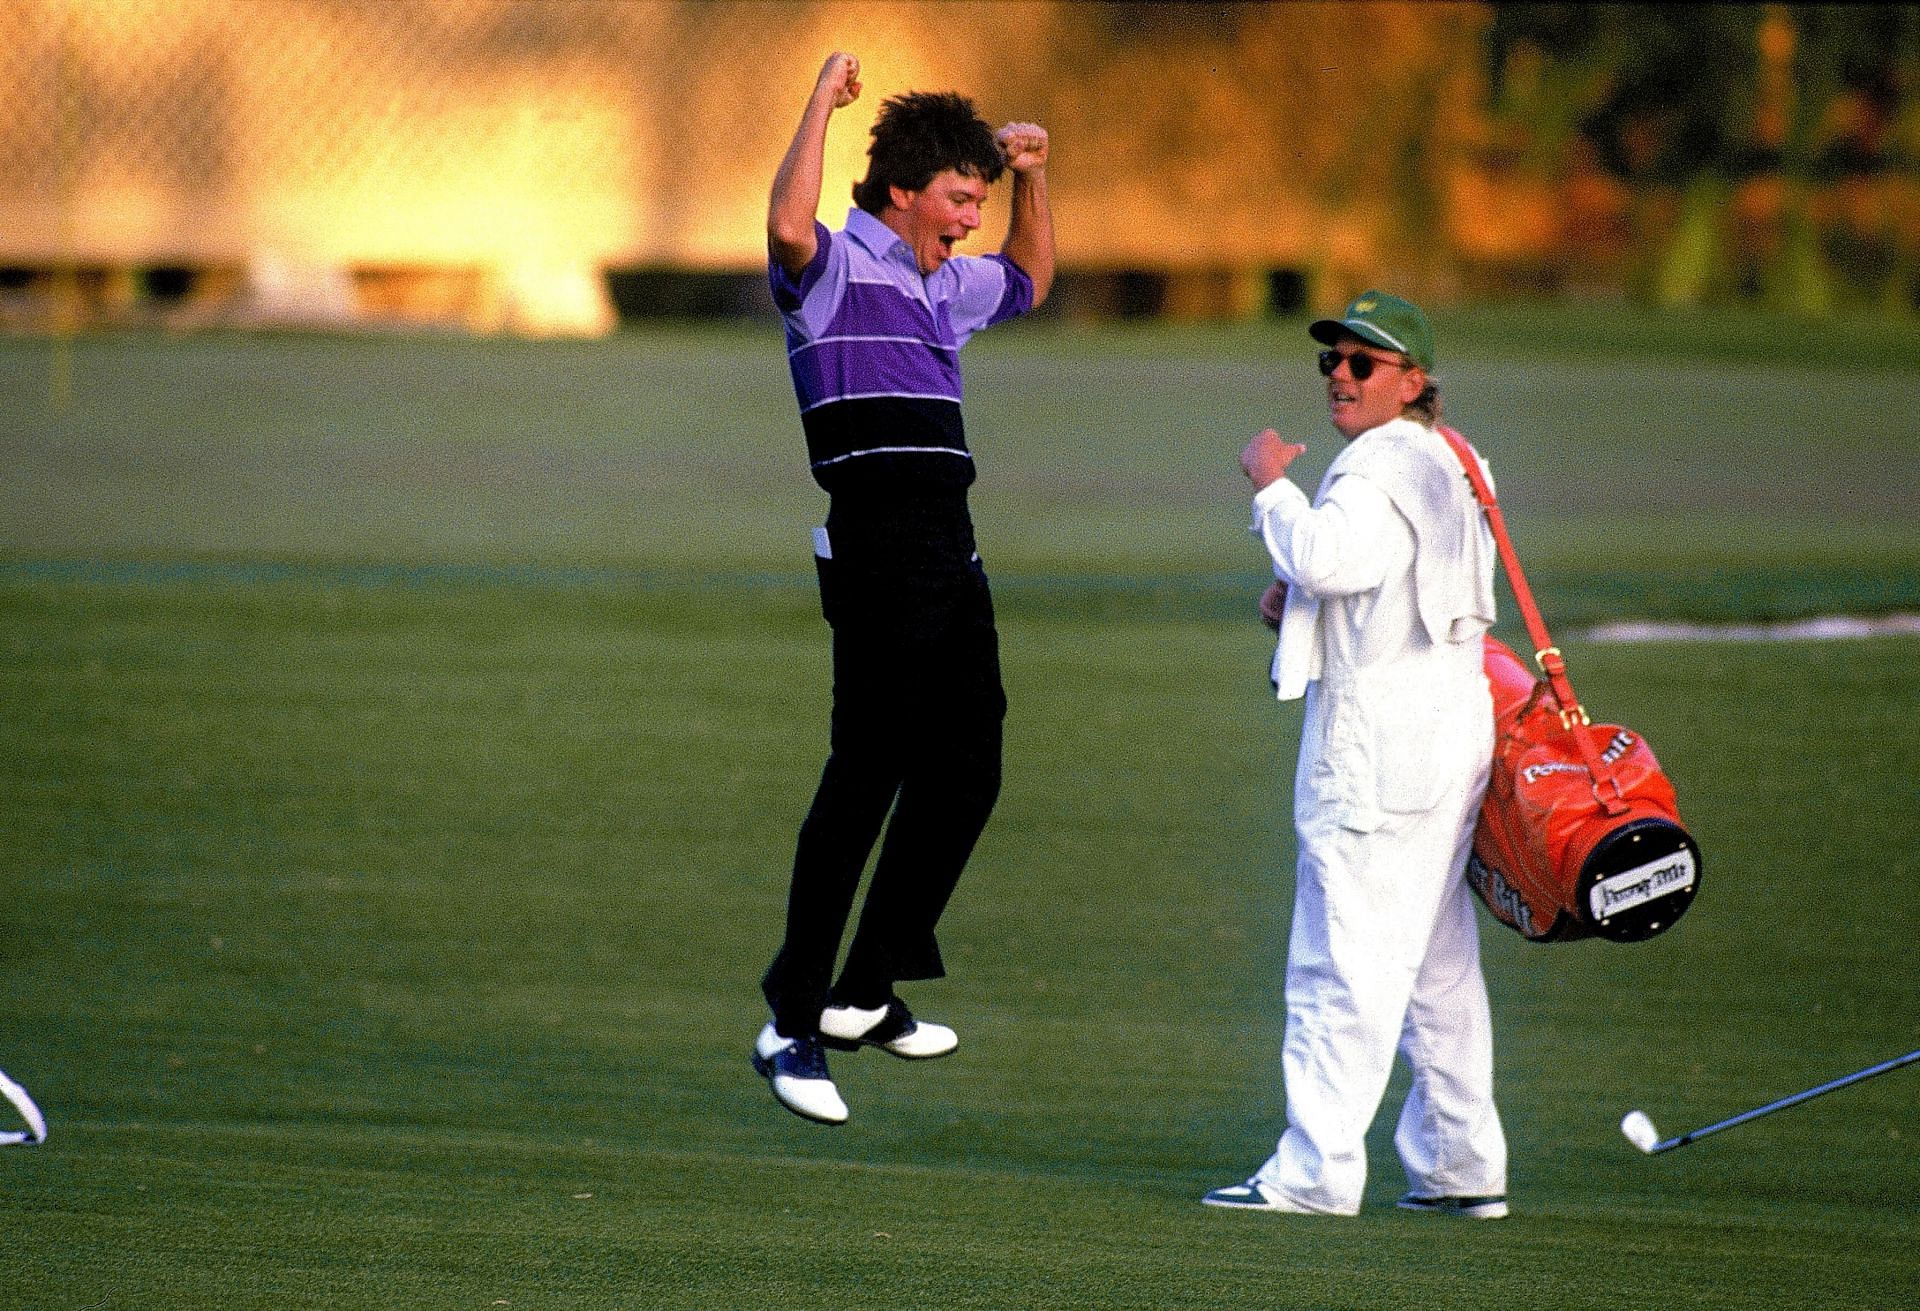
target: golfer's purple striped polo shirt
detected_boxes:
[769,207,1033,496]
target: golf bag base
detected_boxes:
[1466,636,1702,943]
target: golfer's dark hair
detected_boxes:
[852,91,1004,214]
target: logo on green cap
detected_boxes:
[1309,289,1434,371]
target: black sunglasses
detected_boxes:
[1317,348,1410,381]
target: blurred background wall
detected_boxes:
[2,0,1916,336]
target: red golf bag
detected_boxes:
[1439,428,1701,943]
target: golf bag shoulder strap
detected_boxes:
[1436,424,1627,814]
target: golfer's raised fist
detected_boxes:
[996,122,1049,173]
[816,52,861,108]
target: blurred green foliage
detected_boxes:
[1486,4,1920,313]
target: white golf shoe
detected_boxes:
[751,1023,848,1125]
[818,999,958,1059]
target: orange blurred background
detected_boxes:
[1,1,1912,335]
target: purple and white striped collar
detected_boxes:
[842,206,916,270]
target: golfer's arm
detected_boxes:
[768,91,835,276]
[1001,169,1054,308]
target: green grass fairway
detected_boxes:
[3,313,1918,1308]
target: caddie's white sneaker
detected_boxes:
[818,998,958,1059]
[1397,1191,1509,1220]
[1200,1179,1330,1214]
[750,1023,848,1125]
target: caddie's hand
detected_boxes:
[1240,428,1305,490]
[1258,580,1287,631]
[816,52,862,109]
[996,122,1049,173]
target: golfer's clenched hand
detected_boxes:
[815,52,861,108]
[996,123,1048,173]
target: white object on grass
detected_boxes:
[1620,1109,1658,1154]
[0,1069,46,1146]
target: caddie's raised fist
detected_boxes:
[816,52,862,109]
[1241,428,1306,490]
[996,122,1049,173]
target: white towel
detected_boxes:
[1271,580,1322,700]
[1333,419,1496,647]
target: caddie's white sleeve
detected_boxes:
[1251,474,1399,598]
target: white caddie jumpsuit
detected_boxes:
[1248,416,1507,1216]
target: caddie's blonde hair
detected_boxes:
[1405,375,1442,426]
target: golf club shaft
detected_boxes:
[1654,1047,1920,1152]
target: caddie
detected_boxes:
[752,52,1054,1125]
[1204,292,1511,1218]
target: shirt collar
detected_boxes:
[1356,416,1426,445]
[845,207,917,271]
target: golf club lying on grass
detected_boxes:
[1621,1047,1920,1155]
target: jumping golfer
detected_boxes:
[1204,292,1510,1217]
[752,52,1053,1124]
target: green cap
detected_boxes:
[1309,290,1434,371]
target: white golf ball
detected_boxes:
[1620,1109,1658,1153]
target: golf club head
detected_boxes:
[0,1069,46,1146]
[1620,1109,1659,1153]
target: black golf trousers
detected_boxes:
[762,503,1006,1039]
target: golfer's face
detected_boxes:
[1322,337,1422,439]
[898,170,987,274]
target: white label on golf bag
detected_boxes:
[1589,849,1698,921]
